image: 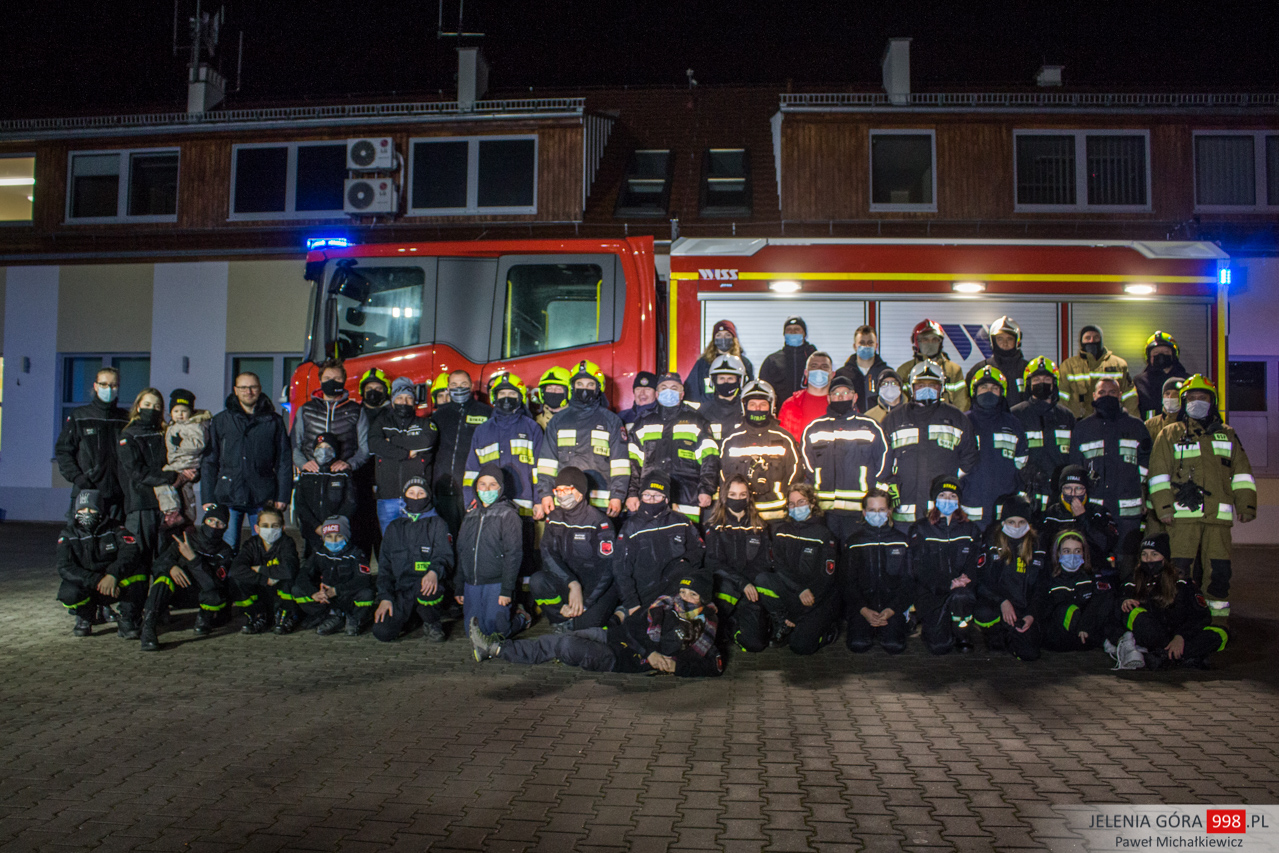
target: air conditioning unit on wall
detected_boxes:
[344,178,398,214]
[347,137,395,170]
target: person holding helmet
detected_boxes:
[966,316,1029,407]
[618,372,659,437]
[760,315,817,404]
[429,372,451,410]
[897,320,969,411]
[1010,357,1076,513]
[686,319,754,405]
[1068,376,1151,581]
[800,375,889,542]
[881,360,979,527]
[778,351,836,439]
[537,360,629,518]
[864,367,905,424]
[961,366,1029,529]
[1059,325,1137,418]
[719,380,802,522]
[1135,331,1190,422]
[1149,374,1255,625]
[700,354,748,441]
[1145,376,1185,441]
[429,370,492,538]
[626,372,719,524]
[534,366,571,431]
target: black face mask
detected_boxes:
[725,497,749,515]
[75,511,101,531]
[1093,395,1121,418]
[1082,342,1103,360]
[637,500,666,518]
[828,399,854,416]
[572,388,600,407]
[495,396,520,414]
[1030,383,1055,401]
[1151,353,1173,371]
[716,380,741,400]
[321,379,345,397]
[1142,559,1165,576]
[746,410,769,425]
[542,390,567,411]
[393,403,416,420]
[137,408,162,427]
[363,388,387,407]
[974,391,1002,411]
[404,496,431,515]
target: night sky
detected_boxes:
[4,1,1278,119]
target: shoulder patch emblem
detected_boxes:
[1096,581,1111,591]
[359,564,372,574]
[825,559,836,575]
[121,535,136,545]
[599,540,614,556]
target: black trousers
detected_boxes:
[754,571,840,655]
[58,575,147,621]
[915,587,976,655]
[975,599,1043,661]
[497,627,618,671]
[371,588,446,642]
[126,509,164,564]
[528,571,618,629]
[294,576,375,621]
[713,587,769,653]
[1129,611,1228,662]
[226,564,295,620]
[1041,589,1117,652]
[845,609,908,654]
[144,564,229,623]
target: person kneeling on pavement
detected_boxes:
[843,489,913,654]
[470,573,724,677]
[293,515,375,637]
[1111,533,1228,671]
[702,476,771,653]
[139,505,236,651]
[57,489,147,638]
[614,470,705,615]
[529,466,620,633]
[228,505,301,635]
[374,478,455,643]
[1039,531,1117,653]
[974,496,1047,661]
[754,483,841,655]
[907,476,981,655]
[455,463,532,639]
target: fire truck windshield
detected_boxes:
[328,261,428,360]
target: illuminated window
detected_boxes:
[0,155,34,222]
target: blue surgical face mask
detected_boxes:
[96,386,118,404]
[657,389,681,408]
[864,510,889,528]
[857,345,876,361]
[478,489,500,506]
[807,370,830,389]
[935,497,959,516]
[324,539,346,553]
[1059,552,1085,572]
[914,386,939,404]
[784,333,804,347]
[789,505,811,522]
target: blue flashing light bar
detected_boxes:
[306,237,352,250]
[1219,268,1232,286]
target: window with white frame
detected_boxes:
[869,131,936,211]
[0,154,34,222]
[408,135,537,215]
[1014,130,1150,211]
[67,149,179,222]
[230,142,347,219]
[1194,131,1279,210]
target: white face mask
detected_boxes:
[259,526,283,545]
[1186,399,1212,420]
[1002,521,1030,540]
[879,383,901,404]
[1162,397,1181,415]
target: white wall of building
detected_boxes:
[151,262,229,412]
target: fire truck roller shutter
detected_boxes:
[878,301,1060,376]
[1070,302,1211,378]
[699,297,868,370]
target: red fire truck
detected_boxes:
[290,236,1229,413]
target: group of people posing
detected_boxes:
[52,312,1253,677]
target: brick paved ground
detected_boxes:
[2,522,1278,852]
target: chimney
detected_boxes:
[457,47,489,111]
[881,38,912,106]
[187,64,225,114]
[1036,65,1064,87]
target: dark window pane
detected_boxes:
[478,139,536,208]
[701,149,751,216]
[1228,361,1267,413]
[871,134,933,205]
[234,147,288,213]
[128,152,178,216]
[70,153,120,218]
[295,145,347,212]
[503,264,603,357]
[1268,136,1279,206]
[232,357,275,400]
[1016,135,1076,205]
[113,357,151,405]
[435,259,497,363]
[63,357,104,404]
[1196,136,1255,206]
[412,141,468,209]
[1086,135,1147,206]
[616,149,671,217]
